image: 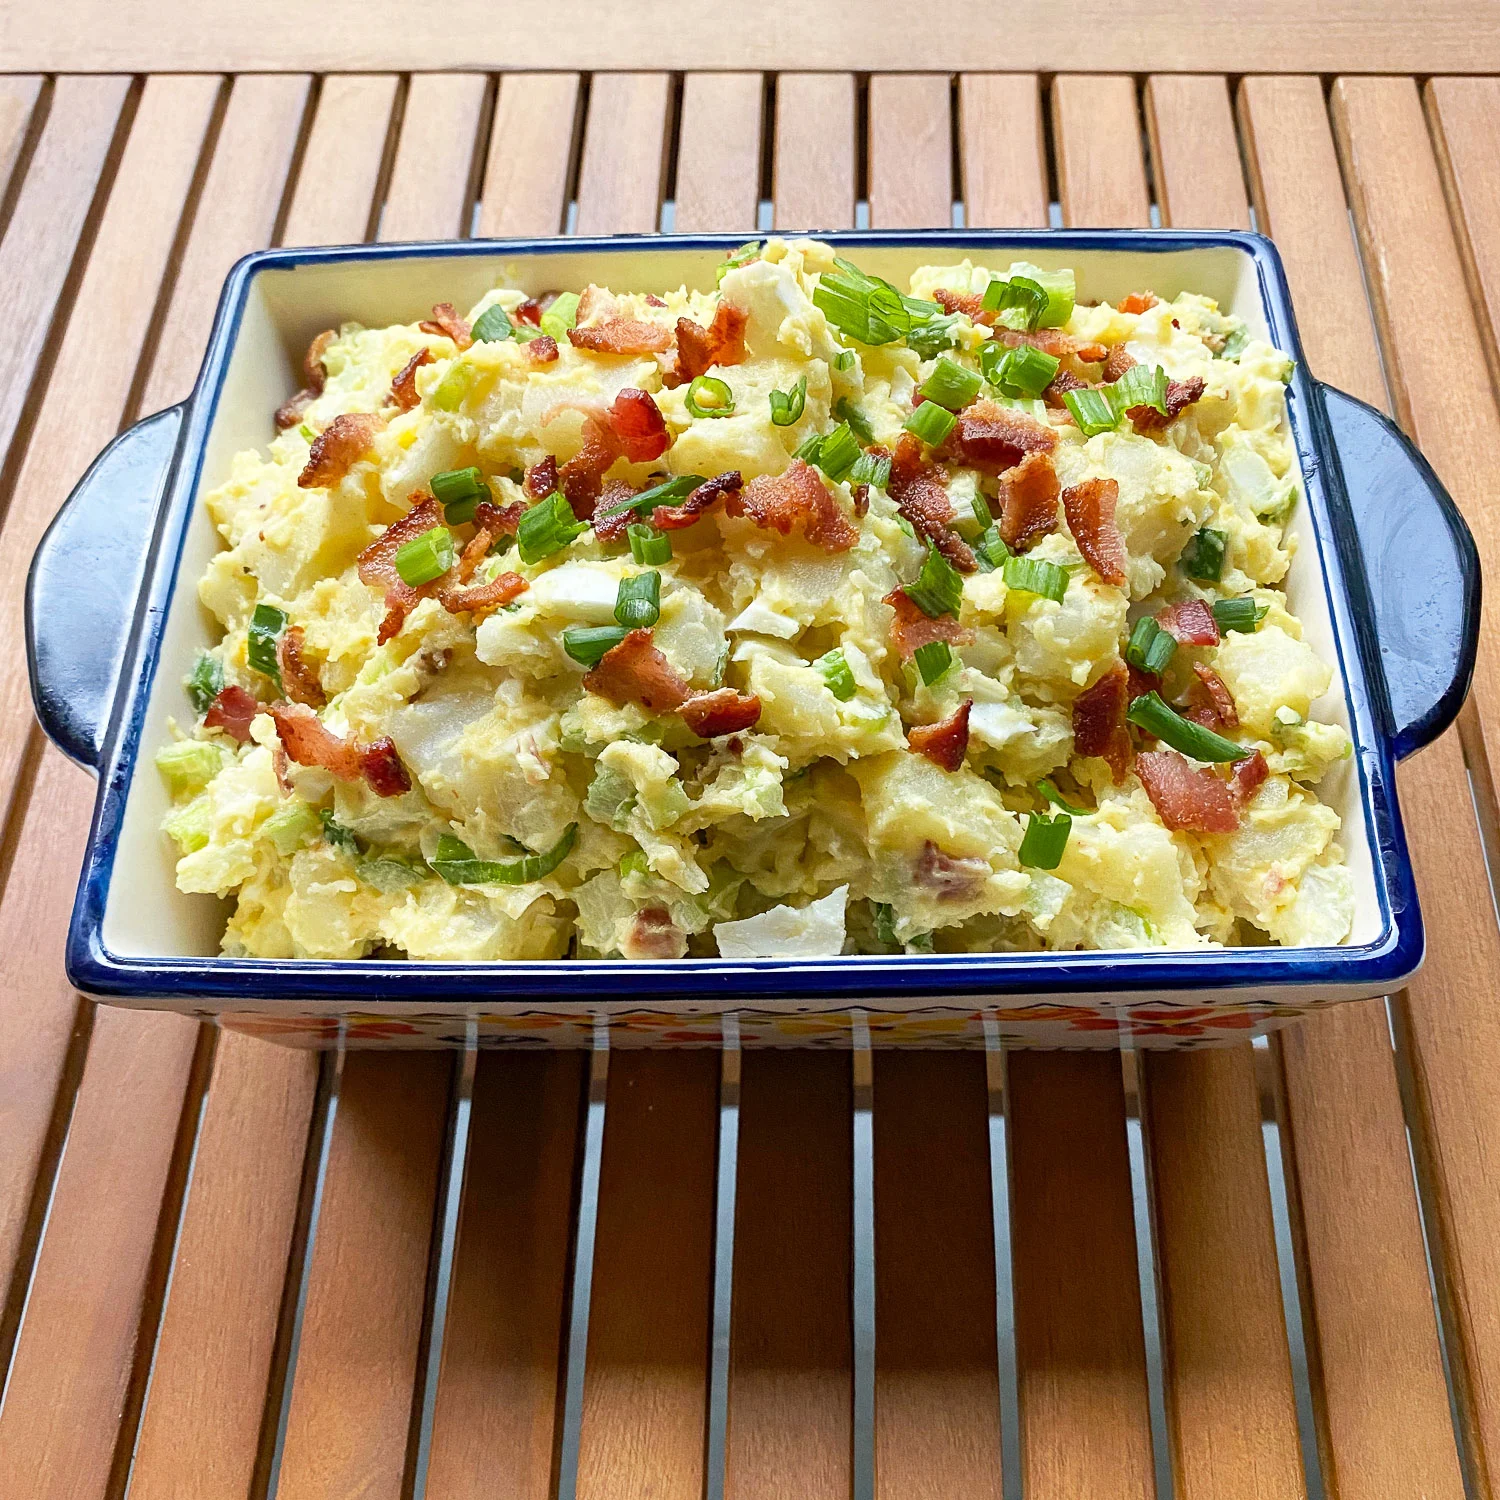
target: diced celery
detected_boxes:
[164,795,212,854]
[429,360,476,411]
[154,740,226,799]
[585,766,637,831]
[262,802,322,856]
[357,857,429,891]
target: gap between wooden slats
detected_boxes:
[1237,73,1472,1500]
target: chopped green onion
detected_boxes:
[320,809,360,853]
[1003,555,1068,603]
[155,740,225,798]
[685,374,735,419]
[186,651,225,713]
[1180,527,1228,583]
[1111,361,1168,416]
[833,396,876,443]
[563,624,630,666]
[906,930,936,953]
[357,857,429,891]
[297,422,315,442]
[834,349,856,372]
[262,802,321,856]
[619,848,649,879]
[905,547,965,619]
[247,603,287,688]
[615,570,661,628]
[816,648,857,701]
[815,421,862,482]
[1019,809,1071,870]
[471,304,513,342]
[965,488,994,532]
[519,494,588,563]
[429,360,474,412]
[627,523,672,564]
[430,824,577,886]
[794,432,823,464]
[982,274,1048,331]
[394,525,456,587]
[920,355,983,412]
[1127,691,1245,761]
[981,341,1059,398]
[430,465,489,524]
[812,257,911,345]
[1219,326,1250,361]
[1032,269,1077,327]
[904,400,958,448]
[595,473,708,524]
[769,375,806,427]
[1125,615,1177,676]
[1212,597,1268,634]
[849,451,892,490]
[716,241,761,284]
[1037,778,1087,815]
[914,640,958,686]
[974,526,1011,572]
[903,305,961,360]
[539,291,580,343]
[873,901,899,945]
[1062,387,1119,437]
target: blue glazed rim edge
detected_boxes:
[63,227,1426,1005]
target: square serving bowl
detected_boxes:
[25,230,1479,1050]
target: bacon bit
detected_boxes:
[558,414,621,513]
[271,701,401,793]
[908,699,973,772]
[884,587,975,662]
[358,495,444,643]
[852,483,871,517]
[1189,661,1239,728]
[204,685,259,743]
[388,348,432,413]
[1117,291,1159,314]
[438,569,528,618]
[644,293,668,308]
[609,388,671,462]
[275,329,337,430]
[1127,662,1160,703]
[680,688,762,738]
[527,334,559,365]
[621,906,687,960]
[1001,328,1109,364]
[360,737,412,797]
[514,297,544,327]
[888,435,975,572]
[914,840,990,901]
[1103,344,1137,382]
[1156,600,1219,646]
[272,743,292,795]
[998,450,1060,552]
[275,626,325,708]
[1229,749,1269,807]
[653,470,743,531]
[568,286,674,355]
[526,455,558,499]
[949,398,1057,473]
[1072,660,1133,783]
[298,411,384,489]
[933,287,987,320]
[1130,375,1206,434]
[582,628,690,713]
[1043,368,1089,408]
[419,302,472,349]
[1136,749,1239,832]
[728,461,858,552]
[1062,476,1128,587]
[670,301,749,385]
[592,480,639,544]
[452,500,519,582]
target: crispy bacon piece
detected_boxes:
[592,480,639,544]
[438,569,528,617]
[852,484,871,517]
[298,411,384,489]
[883,587,974,663]
[276,626,325,708]
[514,297,544,327]
[1136,749,1239,833]
[653,470,742,531]
[933,288,987,320]
[204,684,259,743]
[270,702,411,797]
[1130,375,1206,434]
[274,329,336,430]
[644,293,667,308]
[557,414,621,512]
[526,455,558,499]
[1103,344,1136,382]
[419,302,472,349]
[1127,662,1161,703]
[914,840,990,901]
[1156,599,1219,646]
[621,906,687,960]
[357,495,444,643]
[948,398,1057,473]
[582,628,690,713]
[908,699,973,772]
[670,301,749,385]
[1188,661,1239,728]
[1117,291,1159,314]
[1043,367,1089,408]
[609,388,671,462]
[1062,476,1128,587]
[389,349,431,412]
[568,286,674,355]
[728,461,858,552]
[360,737,413,796]
[1000,328,1109,364]
[1072,660,1133,783]
[1229,749,1269,807]
[527,334,559,365]
[998,450,1060,552]
[680,688,762,738]
[888,434,975,572]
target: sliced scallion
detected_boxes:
[849,451,892,490]
[812,257,911,345]
[1018,809,1071,870]
[1125,615,1177,676]
[518,494,587,563]
[914,640,958,686]
[1127,691,1245,761]
[834,349,856,372]
[815,421,862,482]
[816,647,857,701]
[471,304,514,342]
[1062,387,1119,437]
[429,825,578,886]
[974,526,1011,572]
[1037,778,1087,815]
[1219,326,1250,361]
[768,374,806,427]
[186,651,225,713]
[1111,361,1168,416]
[627,523,672,565]
[716,241,761,285]
[394,525,456,587]
[904,547,965,619]
[539,291,580,343]
[873,900,899,945]
[594,473,708,524]
[794,432,823,465]
[981,340,1059,398]
[430,465,489,524]
[1212,596,1268,634]
[919,356,982,412]
[904,399,958,448]
[615,570,662,629]
[1002,554,1068,603]
[982,273,1048,331]
[320,809,360,853]
[685,374,735,418]
[247,603,287,688]
[1180,527,1228,583]
[563,623,631,666]
[833,396,876,443]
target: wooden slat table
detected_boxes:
[1,63,1499,1500]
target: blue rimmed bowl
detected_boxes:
[24,231,1480,1050]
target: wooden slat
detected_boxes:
[726,1052,852,1500]
[1138,72,1309,1500]
[1238,72,1470,1500]
[868,74,952,231]
[0,75,42,207]
[380,72,491,242]
[673,71,762,233]
[958,74,1049,228]
[772,73,854,232]
[576,1052,719,1500]
[425,1053,583,1498]
[476,72,580,238]
[573,72,671,237]
[1332,72,1500,1492]
[1051,74,1151,229]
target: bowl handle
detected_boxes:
[26,404,185,771]
[1317,383,1480,760]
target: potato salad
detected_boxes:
[155,238,1355,961]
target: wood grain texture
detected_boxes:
[772,73,855,231]
[576,1052,718,1500]
[477,72,580,237]
[872,1052,1002,1500]
[280,73,399,248]
[958,74,1048,228]
[573,73,670,237]
[379,72,490,242]
[1008,1051,1154,1499]
[674,72,762,234]
[726,1052,852,1500]
[868,74,952,231]
[1144,75,1249,231]
[275,1052,452,1500]
[1052,74,1152,229]
[425,1052,583,1499]
[0,74,42,203]
[1239,72,1470,1500]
